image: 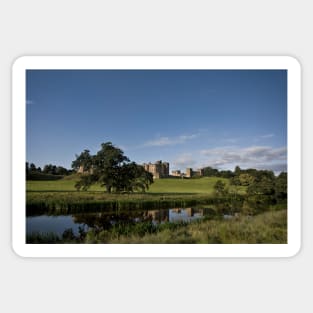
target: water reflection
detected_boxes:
[26,215,88,237]
[26,207,212,237]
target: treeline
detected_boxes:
[26,162,73,180]
[229,166,287,201]
[203,166,235,178]
[213,166,287,215]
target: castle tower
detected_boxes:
[186,168,192,178]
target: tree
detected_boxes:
[26,162,29,176]
[93,142,130,193]
[234,166,241,175]
[55,166,69,175]
[73,142,153,193]
[247,174,275,196]
[214,180,227,196]
[43,164,57,175]
[238,173,255,186]
[30,163,37,172]
[245,171,276,214]
[203,166,219,177]
[275,172,287,201]
[72,149,93,173]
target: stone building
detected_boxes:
[185,168,204,178]
[143,160,169,179]
[171,170,181,177]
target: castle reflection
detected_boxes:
[144,208,204,223]
[71,207,206,229]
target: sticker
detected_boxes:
[12,56,301,257]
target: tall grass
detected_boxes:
[26,189,245,215]
[85,210,287,244]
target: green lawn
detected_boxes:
[27,176,245,195]
[149,177,230,194]
[27,179,102,192]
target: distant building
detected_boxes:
[77,165,85,173]
[77,165,94,174]
[171,170,181,177]
[185,168,204,178]
[143,160,169,179]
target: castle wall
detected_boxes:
[143,160,169,179]
[186,167,204,178]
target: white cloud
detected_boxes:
[172,153,196,169]
[259,133,275,139]
[144,133,199,147]
[199,145,287,173]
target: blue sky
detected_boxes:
[26,69,287,174]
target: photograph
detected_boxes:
[12,56,300,257]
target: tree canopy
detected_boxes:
[72,142,153,193]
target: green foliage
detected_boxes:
[203,166,219,177]
[72,142,153,193]
[62,228,75,241]
[86,210,287,244]
[27,172,64,181]
[202,166,234,178]
[72,149,93,172]
[26,232,61,244]
[247,171,275,196]
[74,174,97,191]
[275,172,287,200]
[214,180,228,196]
[238,173,255,186]
[27,162,72,180]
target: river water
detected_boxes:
[26,207,214,237]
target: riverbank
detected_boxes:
[27,190,245,215]
[27,209,287,244]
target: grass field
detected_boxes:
[27,176,245,195]
[26,176,247,214]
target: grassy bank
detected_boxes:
[26,190,243,215]
[26,177,251,215]
[87,209,287,244]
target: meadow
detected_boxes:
[26,176,246,214]
[27,175,246,194]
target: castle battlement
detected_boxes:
[143,160,169,179]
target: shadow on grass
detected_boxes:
[27,191,199,195]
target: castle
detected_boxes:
[143,160,169,179]
[78,159,203,179]
[185,168,204,178]
[143,160,203,179]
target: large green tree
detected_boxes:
[72,142,153,193]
